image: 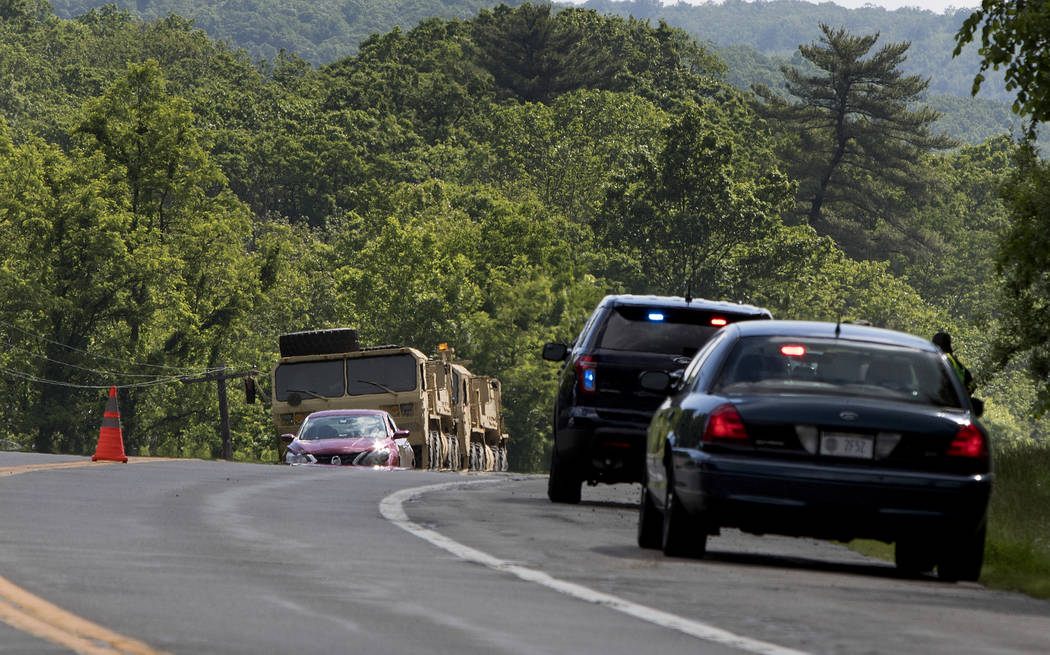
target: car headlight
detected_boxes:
[353,449,391,466]
[285,451,316,465]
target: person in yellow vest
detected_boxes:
[932,332,976,396]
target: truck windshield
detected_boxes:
[347,354,417,395]
[274,360,345,401]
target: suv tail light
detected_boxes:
[703,404,749,442]
[947,423,988,458]
[575,355,597,394]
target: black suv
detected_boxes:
[541,295,773,503]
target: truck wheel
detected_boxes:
[938,523,986,582]
[431,430,444,470]
[662,469,706,558]
[547,446,581,504]
[278,328,359,357]
[637,483,662,549]
[447,435,460,471]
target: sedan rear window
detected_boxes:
[714,337,963,408]
[598,307,748,356]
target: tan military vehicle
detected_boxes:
[271,329,507,471]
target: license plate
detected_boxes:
[820,432,874,459]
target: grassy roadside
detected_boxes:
[851,440,1050,599]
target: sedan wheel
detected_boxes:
[662,472,707,558]
[637,483,662,549]
[937,523,986,582]
[895,536,936,576]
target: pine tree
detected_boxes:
[753,24,954,257]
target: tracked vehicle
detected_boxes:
[271,328,508,470]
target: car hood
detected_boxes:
[291,437,390,455]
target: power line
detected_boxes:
[0,318,200,373]
[1,339,183,381]
[0,364,252,390]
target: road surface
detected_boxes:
[0,452,1046,654]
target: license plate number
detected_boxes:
[820,432,874,459]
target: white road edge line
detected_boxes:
[380,479,814,655]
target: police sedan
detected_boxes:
[637,320,991,581]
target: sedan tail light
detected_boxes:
[946,423,988,459]
[703,404,749,442]
[575,355,597,394]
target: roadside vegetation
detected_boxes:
[1,0,1049,596]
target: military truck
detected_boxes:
[271,329,508,471]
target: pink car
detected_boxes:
[281,409,414,468]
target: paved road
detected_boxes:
[0,452,1046,654]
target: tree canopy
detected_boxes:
[1,3,1046,469]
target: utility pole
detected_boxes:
[217,364,231,460]
[180,365,256,460]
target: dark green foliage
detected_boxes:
[49,0,522,63]
[753,24,954,259]
[990,146,1050,411]
[954,0,1050,135]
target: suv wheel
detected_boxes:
[637,483,662,549]
[547,446,581,504]
[661,469,707,558]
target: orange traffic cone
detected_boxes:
[92,386,128,463]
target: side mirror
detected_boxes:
[393,429,410,439]
[542,342,568,362]
[971,397,985,418]
[279,433,296,444]
[639,370,672,393]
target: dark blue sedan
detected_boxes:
[637,320,992,581]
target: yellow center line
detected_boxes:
[0,458,174,654]
[0,457,180,477]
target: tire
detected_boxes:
[547,446,582,504]
[662,469,707,558]
[448,435,460,471]
[278,328,359,357]
[637,483,662,549]
[895,537,936,576]
[938,523,986,582]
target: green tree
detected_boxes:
[599,99,792,297]
[472,3,617,103]
[954,0,1050,135]
[988,145,1050,412]
[753,24,954,258]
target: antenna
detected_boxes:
[835,317,841,338]
[685,251,694,303]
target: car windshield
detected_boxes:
[713,336,964,408]
[598,306,747,356]
[347,354,417,395]
[300,415,387,440]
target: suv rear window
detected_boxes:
[598,306,745,356]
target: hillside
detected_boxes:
[48,0,1020,143]
[48,0,525,63]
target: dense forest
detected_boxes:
[0,0,1047,477]
[48,0,1031,144]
